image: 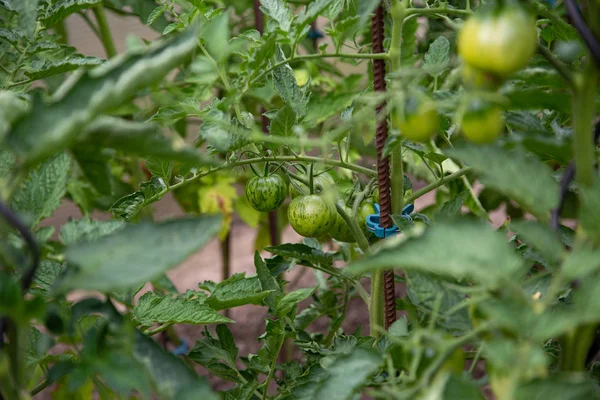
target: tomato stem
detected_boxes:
[92,5,117,58]
[308,163,314,195]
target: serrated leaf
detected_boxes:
[265,243,335,268]
[272,46,310,119]
[145,157,172,181]
[400,17,418,65]
[438,191,468,217]
[267,105,296,136]
[31,261,64,296]
[349,219,524,287]
[298,0,335,25]
[188,325,238,374]
[447,144,559,219]
[204,273,272,310]
[59,217,125,245]
[510,220,563,266]
[24,56,102,80]
[314,348,382,400]
[111,177,167,220]
[134,292,232,326]
[7,24,200,167]
[254,252,284,311]
[146,4,167,25]
[134,330,218,400]
[0,28,24,45]
[60,216,221,292]
[276,287,315,317]
[12,0,38,38]
[259,0,292,32]
[423,36,450,77]
[40,0,101,27]
[11,152,70,227]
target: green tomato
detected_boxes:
[288,195,336,238]
[245,174,287,212]
[289,171,335,198]
[460,99,504,144]
[395,93,440,143]
[458,2,538,77]
[358,201,375,237]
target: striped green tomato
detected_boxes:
[288,195,336,238]
[245,174,287,212]
[289,171,335,198]
[330,205,356,242]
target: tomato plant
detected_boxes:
[1,0,600,399]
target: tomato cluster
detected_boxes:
[456,1,538,144]
[245,168,376,242]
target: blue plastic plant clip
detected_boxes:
[307,27,325,40]
[366,203,414,238]
[172,339,189,356]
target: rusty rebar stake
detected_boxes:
[371,3,397,330]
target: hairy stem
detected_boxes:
[404,167,472,204]
[92,5,117,58]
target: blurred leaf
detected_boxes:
[24,56,102,80]
[358,0,379,27]
[72,145,112,195]
[298,0,335,25]
[388,316,408,337]
[145,157,172,182]
[437,191,468,217]
[134,291,232,326]
[40,0,101,27]
[265,243,334,268]
[515,377,600,400]
[204,11,230,61]
[267,105,296,136]
[134,330,217,400]
[12,0,38,38]
[204,273,272,310]
[111,177,167,220]
[59,217,125,245]
[61,216,221,292]
[510,220,564,267]
[146,4,166,25]
[314,348,382,400]
[447,144,559,218]
[561,247,600,280]
[11,151,70,227]
[349,219,524,287]
[7,24,199,166]
[31,260,63,296]
[400,17,418,65]
[423,36,450,78]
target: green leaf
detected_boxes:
[298,0,335,25]
[267,105,296,136]
[561,247,600,280]
[0,27,24,46]
[12,0,38,38]
[134,292,232,326]
[145,157,172,182]
[7,24,200,167]
[272,46,310,119]
[204,273,273,310]
[400,17,419,65]
[423,36,450,78]
[314,348,382,400]
[515,377,600,400]
[133,330,218,400]
[204,11,230,62]
[438,191,468,217]
[40,0,101,28]
[11,152,71,227]
[146,4,167,25]
[388,316,408,338]
[406,272,471,331]
[349,219,524,287]
[59,217,125,246]
[24,56,103,80]
[510,220,564,267]
[31,261,63,296]
[60,216,221,292]
[254,251,285,310]
[110,177,167,220]
[276,287,315,318]
[447,144,559,218]
[265,243,335,268]
[188,325,239,380]
[259,0,292,32]
[579,180,600,245]
[358,0,380,27]
[71,145,112,195]
[0,90,29,143]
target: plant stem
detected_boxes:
[404,167,471,204]
[262,335,284,400]
[335,200,370,252]
[537,44,574,86]
[404,6,473,18]
[370,270,384,338]
[144,323,172,336]
[92,5,117,58]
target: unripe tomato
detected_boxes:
[458,2,538,77]
[294,69,310,87]
[288,195,336,238]
[289,171,335,198]
[460,99,504,144]
[245,174,287,212]
[358,201,375,237]
[394,93,440,143]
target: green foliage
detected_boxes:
[0,1,599,399]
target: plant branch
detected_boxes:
[537,44,574,86]
[92,5,117,58]
[404,167,472,204]
[143,323,173,336]
[404,6,473,19]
